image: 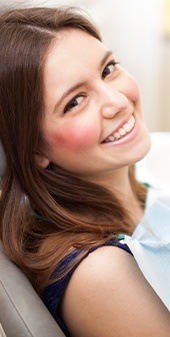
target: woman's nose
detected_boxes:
[99,84,128,118]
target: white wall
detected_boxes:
[1,0,168,132]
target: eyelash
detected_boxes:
[102,60,119,78]
[64,60,119,113]
[64,94,85,113]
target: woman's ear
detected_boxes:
[35,153,50,168]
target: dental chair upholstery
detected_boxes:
[0,244,65,337]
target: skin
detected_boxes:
[37,29,170,336]
[37,28,151,220]
[38,29,150,195]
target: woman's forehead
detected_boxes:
[44,29,109,76]
[43,29,111,107]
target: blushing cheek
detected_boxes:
[48,121,98,152]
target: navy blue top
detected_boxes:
[43,240,132,336]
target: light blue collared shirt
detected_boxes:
[124,187,170,310]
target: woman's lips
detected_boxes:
[102,115,135,143]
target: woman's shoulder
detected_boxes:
[44,240,131,300]
[60,243,170,337]
[43,240,131,335]
[62,243,133,289]
[60,243,138,302]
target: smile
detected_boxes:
[102,115,135,143]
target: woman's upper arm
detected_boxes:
[60,246,170,337]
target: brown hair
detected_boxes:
[0,7,146,294]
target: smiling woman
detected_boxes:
[39,28,149,180]
[0,6,170,337]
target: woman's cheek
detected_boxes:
[124,75,141,102]
[48,120,99,151]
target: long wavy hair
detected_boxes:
[0,7,146,294]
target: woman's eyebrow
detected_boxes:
[52,81,86,113]
[52,50,113,113]
[99,50,113,69]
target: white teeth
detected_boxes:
[128,116,135,126]
[123,123,132,132]
[114,132,121,139]
[104,115,135,143]
[108,135,115,141]
[119,128,126,136]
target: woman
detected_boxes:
[0,6,169,337]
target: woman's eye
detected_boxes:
[102,61,118,79]
[64,95,85,113]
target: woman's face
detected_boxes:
[39,29,150,181]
